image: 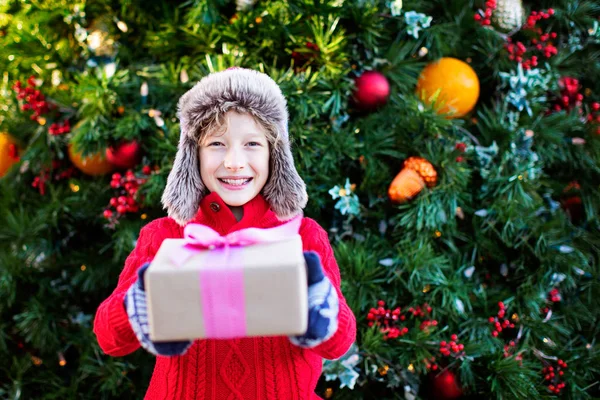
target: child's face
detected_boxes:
[199,111,270,207]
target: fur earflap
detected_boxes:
[161,68,308,225]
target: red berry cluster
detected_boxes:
[439,334,465,357]
[524,9,556,30]
[502,340,523,363]
[505,35,556,70]
[12,76,51,121]
[423,356,438,371]
[548,288,561,303]
[542,359,567,395]
[367,300,437,340]
[586,102,600,135]
[455,142,467,163]
[488,301,515,337]
[49,120,71,136]
[103,169,150,221]
[32,172,48,195]
[473,0,497,27]
[553,77,583,113]
[31,160,76,195]
[550,78,600,134]
[503,9,557,70]
[423,334,466,371]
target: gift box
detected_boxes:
[145,218,308,342]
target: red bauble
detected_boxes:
[106,141,142,170]
[430,370,463,400]
[561,196,584,224]
[353,71,390,110]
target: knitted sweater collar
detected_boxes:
[190,192,281,234]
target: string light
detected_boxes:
[324,388,333,399]
[116,20,128,32]
[180,69,189,83]
[407,363,415,372]
[455,207,464,219]
[58,352,66,366]
[140,82,149,97]
[80,265,86,271]
[418,47,428,57]
[422,284,431,293]
[434,230,442,238]
[31,356,43,366]
[141,213,148,220]
[378,365,389,375]
[70,183,80,192]
[37,117,46,125]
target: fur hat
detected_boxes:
[161,68,308,226]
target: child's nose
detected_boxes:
[223,147,245,170]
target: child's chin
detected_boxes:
[220,192,253,207]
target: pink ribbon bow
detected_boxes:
[171,215,302,267]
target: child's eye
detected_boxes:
[208,142,224,147]
[247,141,262,147]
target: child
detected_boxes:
[93,68,357,400]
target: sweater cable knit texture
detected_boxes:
[93,193,356,400]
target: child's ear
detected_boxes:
[162,134,206,226]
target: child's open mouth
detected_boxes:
[218,177,253,190]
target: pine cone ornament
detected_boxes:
[492,0,525,32]
[404,157,437,187]
[388,157,437,203]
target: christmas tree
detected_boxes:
[1,0,600,398]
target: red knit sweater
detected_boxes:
[93,192,357,400]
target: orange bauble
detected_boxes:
[388,157,437,203]
[0,132,20,178]
[415,57,480,118]
[68,144,114,176]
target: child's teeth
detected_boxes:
[222,178,250,185]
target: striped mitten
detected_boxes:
[289,251,339,348]
[124,263,193,356]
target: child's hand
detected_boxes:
[289,251,339,348]
[124,263,193,356]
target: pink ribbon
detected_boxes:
[170,216,302,339]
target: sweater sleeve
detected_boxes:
[300,218,357,360]
[93,218,179,357]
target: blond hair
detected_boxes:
[197,109,280,147]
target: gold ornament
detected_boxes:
[388,157,437,203]
[415,58,480,119]
[0,132,20,178]
[68,144,114,176]
[492,0,525,32]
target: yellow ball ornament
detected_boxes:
[68,144,114,176]
[0,132,20,178]
[415,57,480,118]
